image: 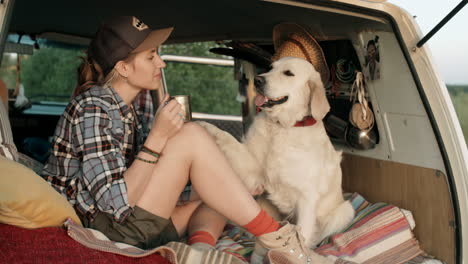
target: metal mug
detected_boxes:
[324,114,348,140]
[172,95,192,122]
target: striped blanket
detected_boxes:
[314,193,423,263]
[65,193,430,264]
[214,193,425,264]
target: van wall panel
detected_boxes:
[342,154,456,264]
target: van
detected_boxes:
[0,0,467,263]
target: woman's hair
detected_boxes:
[73,53,135,97]
[73,55,108,97]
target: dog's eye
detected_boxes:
[283,70,294,77]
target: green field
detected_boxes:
[447,85,468,144]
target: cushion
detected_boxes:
[0,156,81,228]
[0,98,18,161]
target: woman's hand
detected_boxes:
[146,94,185,151]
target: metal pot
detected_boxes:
[324,114,377,150]
[346,126,377,150]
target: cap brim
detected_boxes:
[133,27,174,53]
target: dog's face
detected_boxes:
[254,57,330,127]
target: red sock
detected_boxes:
[243,209,280,237]
[188,231,216,246]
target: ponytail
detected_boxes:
[73,55,109,97]
[73,52,130,97]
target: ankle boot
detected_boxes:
[252,222,332,264]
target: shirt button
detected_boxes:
[106,183,111,188]
[127,130,132,134]
[89,205,94,209]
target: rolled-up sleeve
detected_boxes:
[75,104,132,222]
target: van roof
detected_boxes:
[9,0,403,44]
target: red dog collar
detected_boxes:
[256,108,317,127]
[294,116,317,127]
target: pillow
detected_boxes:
[0,98,18,161]
[0,156,81,228]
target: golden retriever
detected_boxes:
[199,57,354,248]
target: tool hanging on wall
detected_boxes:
[330,59,356,97]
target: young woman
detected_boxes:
[41,16,325,264]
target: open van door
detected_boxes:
[0,0,15,61]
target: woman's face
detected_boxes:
[126,48,166,90]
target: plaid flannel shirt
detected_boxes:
[42,86,154,223]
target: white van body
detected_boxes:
[0,0,466,263]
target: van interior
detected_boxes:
[1,0,460,263]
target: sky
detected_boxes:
[388,0,468,84]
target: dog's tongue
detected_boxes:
[255,94,268,107]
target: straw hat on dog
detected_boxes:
[272,23,330,83]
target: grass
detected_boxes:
[447,85,468,145]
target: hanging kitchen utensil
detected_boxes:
[349,71,374,131]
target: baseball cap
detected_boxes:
[88,16,173,75]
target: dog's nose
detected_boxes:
[254,76,265,88]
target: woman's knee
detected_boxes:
[175,122,211,143]
[162,122,210,160]
[182,122,208,135]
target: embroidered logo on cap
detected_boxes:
[132,17,149,31]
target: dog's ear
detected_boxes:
[308,75,330,121]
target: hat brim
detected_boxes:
[133,27,174,53]
[273,23,309,50]
[273,23,330,83]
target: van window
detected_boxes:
[162,42,240,116]
[1,39,241,117]
[0,35,83,105]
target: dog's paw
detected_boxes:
[196,121,219,135]
[236,172,265,195]
[196,121,232,141]
[251,184,264,196]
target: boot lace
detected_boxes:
[275,226,311,263]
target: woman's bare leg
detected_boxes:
[188,203,227,243]
[129,122,260,226]
[170,200,203,236]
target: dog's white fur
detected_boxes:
[199,57,354,247]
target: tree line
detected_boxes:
[0,42,240,115]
